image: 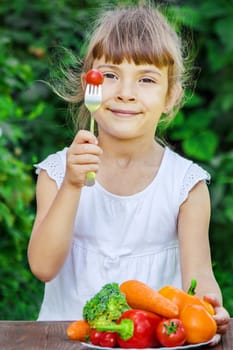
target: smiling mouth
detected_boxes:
[109,108,141,117]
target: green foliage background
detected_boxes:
[0,0,232,320]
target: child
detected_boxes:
[28,3,229,343]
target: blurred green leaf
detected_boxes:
[215,17,233,51]
[182,130,218,161]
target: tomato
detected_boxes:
[90,329,117,347]
[156,318,187,347]
[180,304,217,344]
[86,69,104,85]
[99,332,117,348]
[90,329,103,345]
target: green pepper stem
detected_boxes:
[95,319,134,340]
[187,279,197,295]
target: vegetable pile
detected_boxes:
[66,279,217,348]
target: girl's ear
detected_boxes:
[81,72,87,91]
[163,83,183,114]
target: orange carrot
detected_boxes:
[120,280,179,318]
[66,320,90,341]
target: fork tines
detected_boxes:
[84,84,102,112]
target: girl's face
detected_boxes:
[91,57,169,140]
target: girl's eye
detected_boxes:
[103,72,118,80]
[139,77,156,84]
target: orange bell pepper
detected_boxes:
[159,279,215,316]
[179,303,217,344]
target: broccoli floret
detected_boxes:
[82,283,131,327]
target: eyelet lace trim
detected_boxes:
[179,163,210,205]
[35,153,65,188]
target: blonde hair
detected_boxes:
[51,3,188,131]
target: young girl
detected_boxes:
[28,3,229,343]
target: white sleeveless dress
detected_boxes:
[34,146,210,320]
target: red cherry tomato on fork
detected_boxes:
[156,318,187,347]
[86,69,104,85]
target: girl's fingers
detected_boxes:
[68,130,103,158]
[215,309,229,325]
[204,294,230,335]
[213,306,230,335]
[217,323,229,334]
[73,129,98,145]
[203,293,221,307]
[69,143,103,156]
[65,130,103,187]
[69,154,101,165]
[209,334,221,347]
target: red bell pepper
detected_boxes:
[95,309,162,348]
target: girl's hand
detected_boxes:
[65,130,103,188]
[203,293,230,346]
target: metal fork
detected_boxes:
[84,84,102,186]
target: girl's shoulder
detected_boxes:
[164,146,211,205]
[34,147,68,187]
[165,146,192,168]
[165,146,210,178]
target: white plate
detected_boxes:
[81,334,218,349]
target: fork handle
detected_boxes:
[85,171,96,186]
[90,116,95,134]
[84,115,96,186]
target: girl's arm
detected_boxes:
[178,181,218,297]
[178,181,229,337]
[28,130,102,282]
[28,170,82,282]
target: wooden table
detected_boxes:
[0,319,232,350]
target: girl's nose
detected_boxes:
[116,82,136,103]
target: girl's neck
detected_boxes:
[96,133,165,195]
[97,133,162,164]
